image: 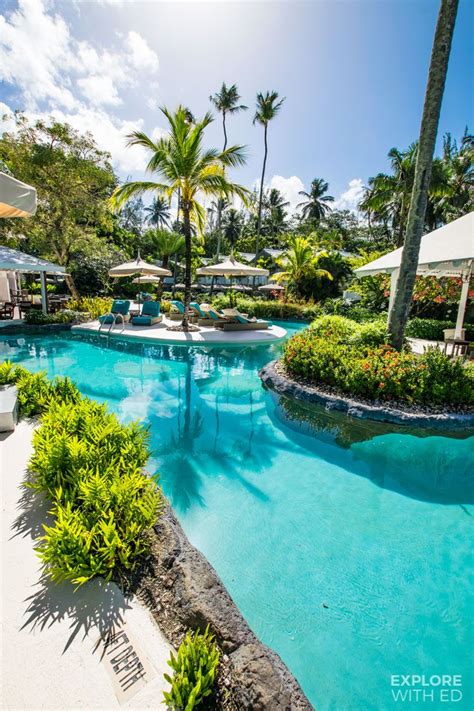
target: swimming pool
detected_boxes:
[1,324,472,710]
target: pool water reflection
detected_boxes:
[0,324,472,710]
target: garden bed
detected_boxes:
[260,359,474,430]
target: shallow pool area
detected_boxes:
[1,324,473,710]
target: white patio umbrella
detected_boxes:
[258,283,285,291]
[197,257,269,305]
[131,275,162,284]
[0,172,37,218]
[109,254,171,310]
[354,212,474,339]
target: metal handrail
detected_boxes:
[98,312,114,334]
[110,312,125,334]
[98,312,126,336]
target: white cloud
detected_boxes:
[0,0,163,177]
[267,175,305,214]
[333,178,364,213]
[125,31,159,72]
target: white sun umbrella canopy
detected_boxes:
[259,283,285,291]
[0,172,37,218]
[196,256,269,278]
[354,212,474,338]
[131,275,162,284]
[108,255,171,278]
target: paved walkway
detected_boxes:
[1,422,172,710]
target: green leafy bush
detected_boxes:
[24,309,85,325]
[68,296,113,320]
[163,627,220,710]
[284,316,474,406]
[405,317,474,342]
[0,362,160,585]
[208,296,324,321]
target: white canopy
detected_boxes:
[196,257,269,277]
[355,213,473,339]
[109,256,171,278]
[258,283,285,291]
[0,245,65,274]
[132,275,162,284]
[354,212,474,278]
[0,172,37,218]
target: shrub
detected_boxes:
[163,627,220,710]
[283,315,474,407]
[68,296,113,320]
[405,317,474,342]
[24,309,85,325]
[1,362,160,585]
[209,296,324,321]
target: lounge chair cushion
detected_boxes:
[132,315,162,326]
[171,300,185,313]
[99,312,131,324]
[111,299,130,315]
[141,301,161,317]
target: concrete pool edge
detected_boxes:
[132,498,312,710]
[260,359,474,431]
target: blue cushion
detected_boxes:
[141,301,160,317]
[171,300,185,313]
[111,299,130,315]
[132,316,154,326]
[99,314,114,324]
[190,301,205,317]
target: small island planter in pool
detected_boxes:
[0,323,472,711]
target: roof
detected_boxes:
[0,246,65,274]
[354,212,474,277]
[0,172,37,218]
[262,248,285,259]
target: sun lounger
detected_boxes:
[168,300,198,322]
[131,301,162,326]
[218,314,270,331]
[98,299,131,324]
[203,307,231,324]
[190,302,215,326]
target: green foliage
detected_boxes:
[68,296,113,320]
[283,316,474,406]
[0,362,160,585]
[405,317,474,342]
[163,627,220,710]
[24,309,86,325]
[209,296,324,321]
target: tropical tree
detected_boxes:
[271,237,333,297]
[253,91,285,257]
[209,83,247,259]
[265,188,290,239]
[223,208,242,252]
[297,178,334,224]
[388,0,459,350]
[144,196,171,228]
[151,229,185,297]
[111,106,248,330]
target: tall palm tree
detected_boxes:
[265,188,290,240]
[209,83,247,260]
[271,237,333,298]
[111,106,248,330]
[223,208,242,252]
[388,0,459,350]
[297,178,334,223]
[144,196,171,228]
[254,91,285,258]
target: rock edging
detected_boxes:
[134,499,313,710]
[260,359,474,430]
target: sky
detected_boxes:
[0,0,473,214]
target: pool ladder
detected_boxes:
[98,312,125,337]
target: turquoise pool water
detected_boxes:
[1,324,473,710]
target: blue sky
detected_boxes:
[1,0,473,213]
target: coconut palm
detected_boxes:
[144,196,171,228]
[223,208,242,252]
[265,187,290,239]
[111,106,248,330]
[209,83,247,259]
[297,178,334,224]
[271,237,333,297]
[254,91,285,257]
[388,0,459,350]
[152,229,185,297]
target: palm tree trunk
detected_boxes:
[388,0,458,350]
[216,114,227,261]
[65,273,79,300]
[256,123,268,258]
[158,255,169,299]
[181,204,192,330]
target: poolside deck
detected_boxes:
[72,316,287,345]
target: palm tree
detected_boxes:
[209,83,247,260]
[271,237,333,298]
[144,196,171,228]
[297,178,334,224]
[388,0,459,350]
[223,208,242,252]
[152,229,185,297]
[254,91,285,258]
[111,106,248,330]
